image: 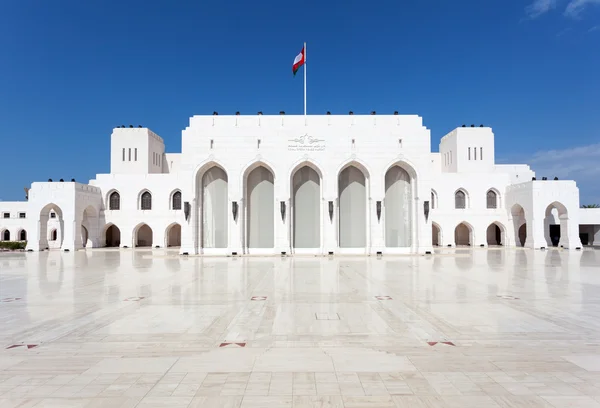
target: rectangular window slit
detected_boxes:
[474,146,477,160]
[122,148,125,161]
[135,148,137,161]
[468,147,471,160]
[128,148,131,161]
[480,147,483,160]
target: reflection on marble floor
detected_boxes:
[2,248,600,407]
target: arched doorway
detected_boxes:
[486,222,504,246]
[511,204,527,247]
[245,165,275,249]
[518,224,527,247]
[432,223,441,246]
[81,226,89,248]
[81,206,98,248]
[200,166,228,248]
[38,204,64,250]
[105,225,121,247]
[19,230,27,241]
[135,224,153,247]
[166,223,182,247]
[384,165,412,247]
[292,165,321,249]
[544,202,569,247]
[338,164,368,248]
[454,222,472,246]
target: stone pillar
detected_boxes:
[323,197,337,254]
[180,197,197,255]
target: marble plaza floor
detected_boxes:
[2,248,600,407]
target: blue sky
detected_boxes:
[0,0,598,203]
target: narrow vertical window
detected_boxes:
[128,148,131,161]
[450,151,452,164]
[135,148,137,161]
[152,153,155,165]
[474,147,477,160]
[122,148,125,161]
[480,147,483,160]
[468,147,471,160]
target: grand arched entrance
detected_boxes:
[245,165,275,249]
[384,165,412,247]
[199,166,228,249]
[338,164,368,248]
[291,164,321,249]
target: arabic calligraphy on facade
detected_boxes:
[287,134,325,151]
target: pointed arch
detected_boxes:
[290,161,323,249]
[338,160,369,249]
[107,189,121,210]
[170,189,182,210]
[196,163,229,249]
[431,189,438,209]
[245,162,275,249]
[544,201,569,247]
[511,203,527,247]
[165,222,182,247]
[486,188,500,209]
[103,223,121,247]
[432,222,442,246]
[133,223,153,247]
[384,165,412,247]
[454,221,474,246]
[138,189,152,210]
[486,221,506,246]
[454,188,468,209]
[18,229,27,241]
[1,229,9,241]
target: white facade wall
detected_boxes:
[0,202,29,242]
[1,114,599,254]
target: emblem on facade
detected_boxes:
[288,134,325,151]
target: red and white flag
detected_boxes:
[292,46,305,76]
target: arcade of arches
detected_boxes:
[431,200,572,248]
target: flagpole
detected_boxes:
[303,42,307,118]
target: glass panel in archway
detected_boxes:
[338,166,366,248]
[384,166,411,247]
[202,167,228,248]
[293,166,320,248]
[246,166,274,248]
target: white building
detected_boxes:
[2,113,600,254]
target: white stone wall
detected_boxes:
[0,202,29,242]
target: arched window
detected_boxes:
[109,192,120,210]
[486,190,498,209]
[431,190,436,209]
[19,230,26,241]
[141,191,152,210]
[172,191,182,210]
[2,230,9,241]
[455,190,466,209]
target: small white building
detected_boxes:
[1,113,599,254]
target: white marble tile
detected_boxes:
[83,358,178,374]
[170,349,263,373]
[562,356,600,372]
[2,249,600,405]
